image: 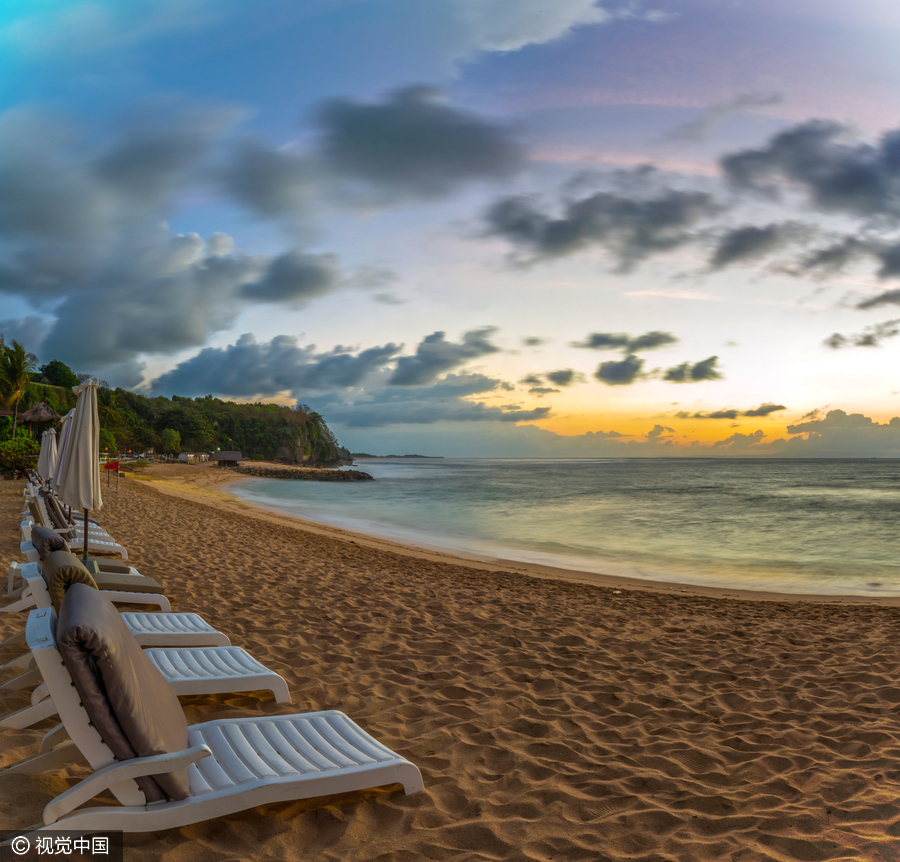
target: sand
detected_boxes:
[2,463,900,861]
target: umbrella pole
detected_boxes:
[82,509,89,563]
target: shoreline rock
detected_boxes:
[236,465,373,481]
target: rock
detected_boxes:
[235,466,373,481]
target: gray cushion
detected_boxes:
[56,583,191,802]
[29,525,71,561]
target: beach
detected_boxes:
[3,464,900,861]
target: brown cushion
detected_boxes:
[27,500,46,527]
[56,583,191,802]
[93,571,166,594]
[41,493,71,531]
[41,551,99,612]
[30,525,71,561]
[95,561,133,575]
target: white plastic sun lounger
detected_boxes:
[11,595,422,833]
[21,520,128,560]
[3,560,170,615]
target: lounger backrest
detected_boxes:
[40,550,99,612]
[27,500,45,527]
[30,525,71,562]
[41,491,71,531]
[57,583,191,802]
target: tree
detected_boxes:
[99,428,116,455]
[38,359,79,390]
[160,428,181,459]
[0,339,38,439]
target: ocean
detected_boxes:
[228,458,900,597]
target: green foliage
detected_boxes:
[0,339,38,437]
[99,428,116,454]
[0,417,32,441]
[160,428,182,454]
[38,360,79,390]
[2,343,348,466]
[0,436,40,473]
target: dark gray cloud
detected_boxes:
[151,333,402,397]
[710,222,806,269]
[857,289,900,309]
[389,327,501,386]
[528,386,559,396]
[486,188,720,270]
[722,120,900,220]
[663,356,722,382]
[308,373,551,428]
[240,249,339,304]
[743,403,787,417]
[316,85,524,201]
[522,336,547,346]
[544,369,578,386]
[595,354,644,386]
[0,314,52,356]
[220,139,315,222]
[824,319,900,349]
[519,374,543,386]
[676,403,785,419]
[573,330,678,352]
[666,93,783,143]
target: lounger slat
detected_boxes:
[198,725,256,785]
[297,720,359,768]
[269,720,337,771]
[330,713,399,763]
[221,724,281,778]
[258,722,325,775]
[312,716,377,766]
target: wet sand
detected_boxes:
[2,463,900,861]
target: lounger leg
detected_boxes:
[40,724,70,753]
[0,667,42,691]
[1,741,81,776]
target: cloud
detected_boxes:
[528,386,559,396]
[389,327,501,385]
[663,356,722,382]
[722,120,900,221]
[151,333,403,397]
[678,403,785,419]
[220,139,316,223]
[743,402,787,417]
[824,319,900,349]
[1,0,216,59]
[544,369,580,386]
[780,409,900,457]
[522,336,547,346]
[240,249,339,304]
[710,222,807,269]
[0,315,52,356]
[647,424,675,439]
[666,92,783,143]
[447,0,664,56]
[572,330,678,351]
[308,372,551,428]
[856,289,900,310]
[485,187,720,270]
[595,354,644,385]
[316,85,524,202]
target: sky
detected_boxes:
[3,0,900,457]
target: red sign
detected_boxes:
[103,461,119,471]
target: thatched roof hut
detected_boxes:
[20,401,62,424]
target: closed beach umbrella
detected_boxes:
[51,409,75,496]
[54,379,102,561]
[36,428,58,483]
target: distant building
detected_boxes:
[178,453,210,464]
[210,450,242,467]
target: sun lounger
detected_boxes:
[9,587,422,833]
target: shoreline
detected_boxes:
[136,462,900,607]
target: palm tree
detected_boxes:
[0,339,39,439]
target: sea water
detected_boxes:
[229,458,900,596]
